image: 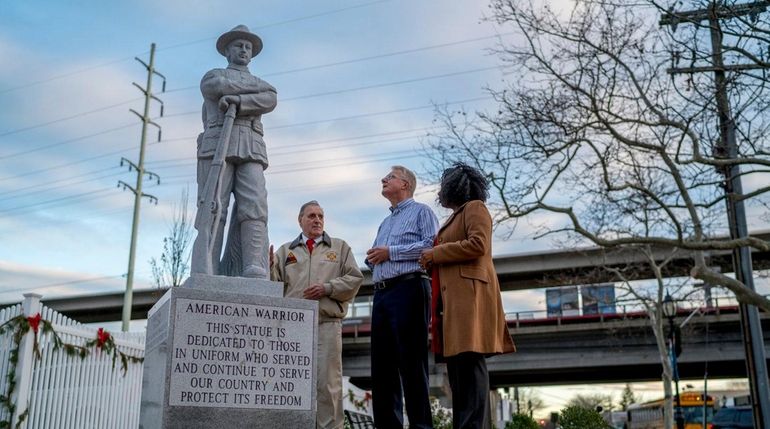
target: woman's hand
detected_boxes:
[419,249,434,270]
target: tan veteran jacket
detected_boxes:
[433,200,515,357]
[272,232,363,322]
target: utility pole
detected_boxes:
[660,2,770,428]
[118,43,165,332]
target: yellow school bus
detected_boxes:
[627,392,716,429]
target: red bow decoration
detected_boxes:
[96,328,111,348]
[364,392,372,402]
[27,313,42,334]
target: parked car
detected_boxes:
[710,406,753,429]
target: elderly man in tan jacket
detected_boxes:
[272,200,363,429]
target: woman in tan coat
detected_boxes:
[419,163,515,429]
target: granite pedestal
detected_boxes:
[139,274,318,428]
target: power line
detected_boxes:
[0,124,428,190]
[270,148,416,172]
[0,57,138,96]
[148,133,424,170]
[0,91,485,184]
[0,56,494,166]
[280,126,429,149]
[0,89,472,207]
[269,96,489,130]
[177,126,427,160]
[151,126,428,152]
[0,97,143,139]
[270,177,379,194]
[164,66,501,118]
[271,133,422,156]
[0,33,501,146]
[161,150,422,182]
[278,66,499,101]
[0,0,388,97]
[156,133,427,169]
[0,205,134,234]
[0,170,124,202]
[0,129,417,192]
[0,65,494,207]
[0,274,126,297]
[0,148,417,217]
[0,11,500,188]
[164,33,512,94]
[162,176,384,195]
[154,92,491,149]
[158,0,389,52]
[0,122,138,161]
[0,144,137,183]
[0,166,119,197]
[0,73,490,166]
[0,187,115,214]
[267,33,511,77]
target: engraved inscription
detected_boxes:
[168,298,314,410]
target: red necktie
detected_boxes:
[306,238,315,254]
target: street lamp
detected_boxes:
[663,292,684,429]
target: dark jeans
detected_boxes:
[371,276,433,429]
[446,352,489,429]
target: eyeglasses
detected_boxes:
[383,173,405,182]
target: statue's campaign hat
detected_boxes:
[216,25,263,57]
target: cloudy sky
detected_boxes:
[0,0,557,305]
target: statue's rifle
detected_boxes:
[194,103,237,275]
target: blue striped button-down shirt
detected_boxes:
[368,198,439,282]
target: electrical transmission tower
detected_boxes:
[660,2,770,428]
[118,43,165,332]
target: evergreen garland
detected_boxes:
[0,314,144,428]
[345,388,371,411]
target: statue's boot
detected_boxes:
[241,219,269,279]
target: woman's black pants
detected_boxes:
[446,351,489,429]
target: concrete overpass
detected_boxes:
[342,307,768,389]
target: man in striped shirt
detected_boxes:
[366,165,439,429]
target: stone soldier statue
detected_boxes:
[191,25,277,278]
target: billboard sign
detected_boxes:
[545,286,580,317]
[581,284,616,315]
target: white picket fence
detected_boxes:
[0,293,145,429]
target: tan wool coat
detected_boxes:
[432,200,515,358]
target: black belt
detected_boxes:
[373,272,427,290]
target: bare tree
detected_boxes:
[149,188,193,288]
[425,1,770,427]
[567,392,614,411]
[603,248,691,428]
[512,387,547,415]
[426,0,770,309]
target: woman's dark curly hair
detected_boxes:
[437,162,489,208]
